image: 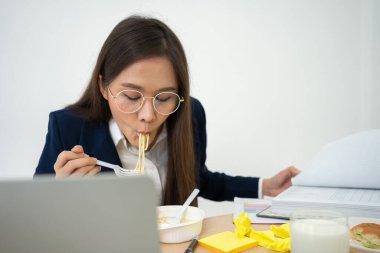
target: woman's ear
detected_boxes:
[98,75,108,100]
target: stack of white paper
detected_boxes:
[270,129,380,219]
[292,129,380,189]
[271,186,380,218]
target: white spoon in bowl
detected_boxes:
[165,188,200,225]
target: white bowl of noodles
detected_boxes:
[157,205,205,243]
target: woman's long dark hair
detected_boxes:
[67,16,196,205]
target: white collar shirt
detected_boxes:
[109,119,168,203]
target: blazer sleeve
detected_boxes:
[35,109,120,177]
[35,110,85,176]
[35,112,65,175]
[192,98,260,201]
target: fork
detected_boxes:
[96,160,140,177]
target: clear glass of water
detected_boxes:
[290,209,349,253]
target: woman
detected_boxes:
[35,16,299,205]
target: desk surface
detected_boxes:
[161,214,360,253]
[160,214,281,253]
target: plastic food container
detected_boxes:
[157,205,205,243]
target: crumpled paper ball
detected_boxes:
[234,212,291,252]
[233,212,253,238]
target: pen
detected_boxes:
[184,236,198,253]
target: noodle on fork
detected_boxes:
[134,133,149,174]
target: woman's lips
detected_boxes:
[136,131,150,137]
[137,131,150,134]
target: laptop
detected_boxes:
[0,175,160,253]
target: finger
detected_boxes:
[294,169,301,176]
[86,166,101,176]
[288,166,301,176]
[71,164,98,176]
[55,150,88,170]
[60,157,97,176]
[281,166,300,178]
[276,182,292,196]
[71,145,84,154]
[282,180,292,189]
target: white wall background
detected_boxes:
[0,0,379,215]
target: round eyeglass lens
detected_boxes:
[115,90,144,113]
[154,92,181,115]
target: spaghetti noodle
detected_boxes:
[134,133,149,174]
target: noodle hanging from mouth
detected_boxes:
[134,133,149,174]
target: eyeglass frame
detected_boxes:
[107,87,185,115]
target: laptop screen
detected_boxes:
[0,175,160,253]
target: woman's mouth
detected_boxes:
[136,131,150,136]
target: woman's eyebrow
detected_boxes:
[157,87,177,92]
[120,83,142,90]
[120,83,177,92]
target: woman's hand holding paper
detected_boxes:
[262,166,300,197]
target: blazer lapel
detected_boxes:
[81,121,122,174]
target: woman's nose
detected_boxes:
[137,98,156,123]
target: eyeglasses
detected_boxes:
[108,88,184,115]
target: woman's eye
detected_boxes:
[156,95,171,102]
[123,92,141,101]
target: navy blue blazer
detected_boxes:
[35,98,259,201]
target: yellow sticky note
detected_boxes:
[198,231,258,253]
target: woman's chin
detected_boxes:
[124,135,138,148]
